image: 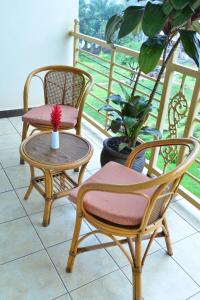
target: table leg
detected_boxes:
[24,166,35,200]
[78,163,88,185]
[43,199,53,226]
[43,170,53,227]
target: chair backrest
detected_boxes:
[23,66,93,112]
[126,138,199,230]
[44,70,86,107]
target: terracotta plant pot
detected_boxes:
[100,136,146,173]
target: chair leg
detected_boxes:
[66,213,83,273]
[20,122,29,164]
[76,124,81,136]
[162,217,173,256]
[133,235,142,300]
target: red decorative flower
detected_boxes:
[50,104,62,132]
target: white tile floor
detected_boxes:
[0,116,199,300]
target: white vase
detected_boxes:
[51,131,59,149]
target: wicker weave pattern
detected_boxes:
[148,183,174,225]
[44,71,85,107]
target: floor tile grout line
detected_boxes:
[118,247,171,285]
[170,204,200,232]
[0,200,71,226]
[44,248,70,294]
[0,214,27,226]
[12,186,69,295]
[1,164,29,192]
[8,116,22,136]
[25,205,128,296]
[45,228,92,251]
[114,233,200,288]
[168,206,199,232]
[186,291,200,300]
[154,231,200,288]
[24,218,69,294]
[92,232,123,269]
[38,208,108,295]
[2,162,27,169]
[157,231,199,250]
[68,268,126,294]
[120,265,133,285]
[51,292,73,300]
[0,117,21,136]
[0,187,15,194]
[18,200,72,219]
[0,249,44,267]
[171,255,200,289]
[13,180,118,296]
[93,232,162,272]
[94,229,200,278]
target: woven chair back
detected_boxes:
[143,141,196,228]
[44,70,86,107]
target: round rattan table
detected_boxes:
[20,132,93,226]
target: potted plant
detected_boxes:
[100,0,200,171]
[100,87,161,171]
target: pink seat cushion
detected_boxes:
[70,161,156,226]
[22,104,78,128]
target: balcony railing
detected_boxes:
[69,19,200,210]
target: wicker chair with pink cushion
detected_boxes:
[66,138,199,300]
[20,65,93,164]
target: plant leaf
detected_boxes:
[119,84,130,101]
[108,111,120,118]
[99,104,121,116]
[142,2,168,37]
[140,127,162,138]
[180,30,200,68]
[129,96,149,114]
[162,1,174,15]
[192,20,200,34]
[118,6,144,39]
[139,35,167,73]
[109,94,126,105]
[124,116,139,134]
[132,18,143,36]
[110,118,122,133]
[105,15,123,43]
[129,95,142,104]
[118,143,128,152]
[172,5,194,27]
[171,0,191,10]
[191,0,200,10]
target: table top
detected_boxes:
[20,132,93,170]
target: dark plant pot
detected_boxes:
[100,136,146,173]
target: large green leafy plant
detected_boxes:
[103,0,200,150]
[100,88,161,150]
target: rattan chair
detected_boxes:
[66,138,199,300]
[20,65,93,164]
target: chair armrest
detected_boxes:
[125,142,148,169]
[125,138,198,169]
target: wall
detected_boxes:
[0,0,78,110]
